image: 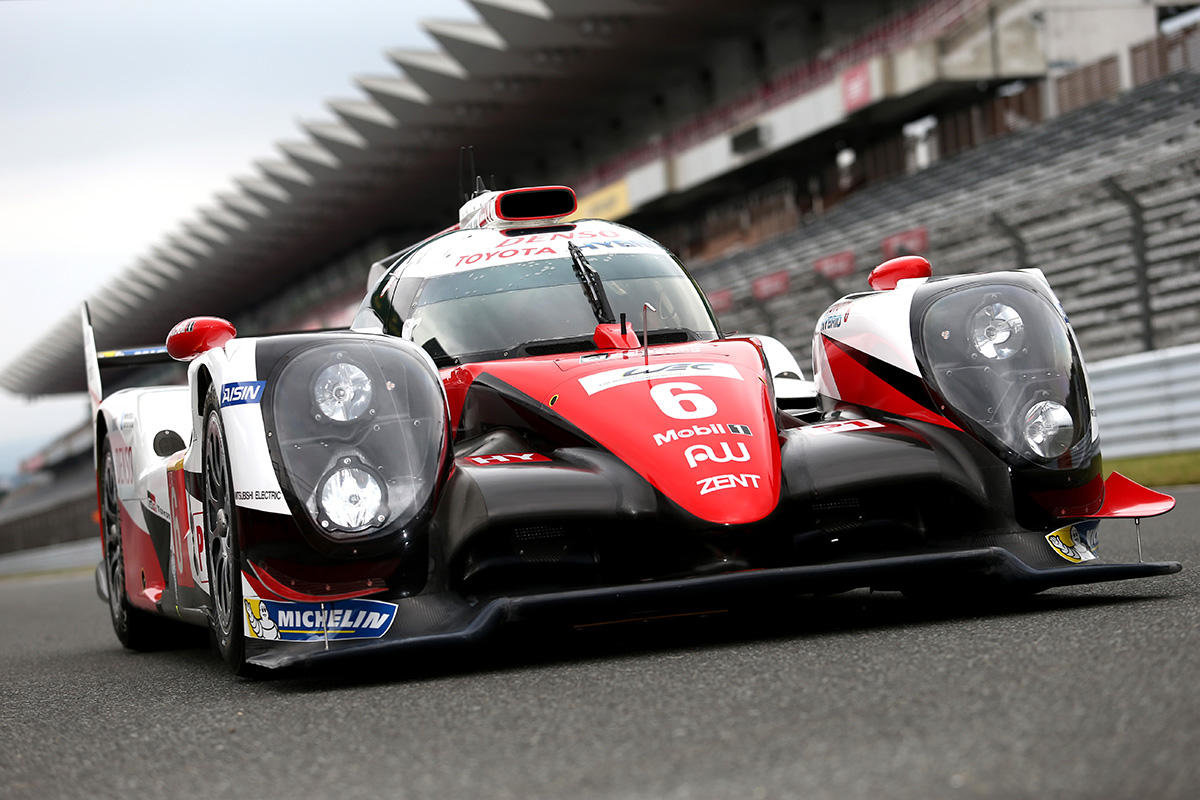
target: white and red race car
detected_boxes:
[86,184,1179,674]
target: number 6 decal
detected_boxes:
[650,381,717,420]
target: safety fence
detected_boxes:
[1089,342,1200,459]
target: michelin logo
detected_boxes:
[220,381,265,407]
[244,597,397,642]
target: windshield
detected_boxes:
[406,249,718,364]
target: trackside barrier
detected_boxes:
[1089,342,1200,459]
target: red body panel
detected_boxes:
[244,562,385,603]
[443,341,782,525]
[119,503,165,610]
[166,463,194,589]
[820,336,961,430]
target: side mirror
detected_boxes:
[166,317,237,361]
[867,255,932,291]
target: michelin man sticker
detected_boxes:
[244,599,280,640]
[1045,525,1098,564]
[243,597,398,642]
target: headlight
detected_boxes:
[970,302,1023,359]
[917,280,1093,465]
[262,337,448,549]
[1024,401,1074,459]
[317,462,385,533]
[314,361,373,421]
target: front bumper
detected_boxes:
[244,546,1180,670]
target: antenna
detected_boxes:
[467,146,478,197]
[458,145,480,202]
[458,146,467,203]
[473,175,487,197]
[489,173,497,191]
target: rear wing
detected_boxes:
[81,303,175,413]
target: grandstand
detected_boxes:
[2,0,1198,552]
[697,70,1200,366]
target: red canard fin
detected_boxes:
[1087,471,1175,518]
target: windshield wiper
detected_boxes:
[568,241,615,324]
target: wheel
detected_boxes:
[202,389,251,674]
[99,439,169,650]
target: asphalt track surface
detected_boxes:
[2,492,1197,800]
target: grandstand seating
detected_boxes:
[693,72,1200,369]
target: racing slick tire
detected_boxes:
[99,440,174,650]
[202,388,253,675]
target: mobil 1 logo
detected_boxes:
[653,422,752,447]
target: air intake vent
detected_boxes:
[496,186,577,220]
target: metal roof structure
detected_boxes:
[0,0,821,397]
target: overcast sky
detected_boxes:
[0,0,473,475]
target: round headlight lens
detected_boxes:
[970,303,1024,359]
[1024,400,1075,458]
[314,362,372,421]
[318,466,384,532]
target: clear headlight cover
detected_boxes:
[265,338,447,542]
[314,362,373,421]
[919,283,1092,464]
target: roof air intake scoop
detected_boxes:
[459,185,578,229]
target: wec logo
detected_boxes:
[219,381,265,407]
[684,441,751,469]
[578,361,742,395]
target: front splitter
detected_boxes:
[245,546,1181,670]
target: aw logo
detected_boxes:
[684,441,751,469]
[220,381,265,407]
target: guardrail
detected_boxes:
[1090,342,1200,458]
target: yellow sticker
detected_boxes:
[243,598,279,640]
[1046,526,1095,563]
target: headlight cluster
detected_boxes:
[266,340,446,542]
[918,281,1093,465]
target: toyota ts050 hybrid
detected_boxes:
[85,183,1179,674]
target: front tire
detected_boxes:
[202,390,251,674]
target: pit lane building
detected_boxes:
[3,0,1199,549]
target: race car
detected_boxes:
[86,183,1180,674]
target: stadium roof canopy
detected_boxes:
[0,0,854,397]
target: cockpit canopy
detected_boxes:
[353,220,720,366]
